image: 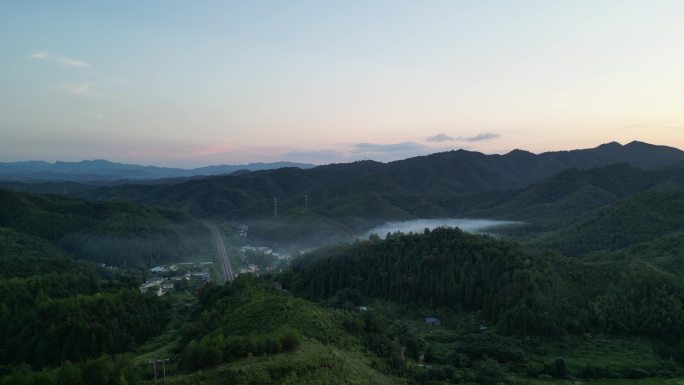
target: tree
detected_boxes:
[551,358,567,378]
[118,372,128,385]
[56,361,83,385]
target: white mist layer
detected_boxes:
[363,218,519,239]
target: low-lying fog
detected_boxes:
[363,218,519,239]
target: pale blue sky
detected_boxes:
[2,1,683,166]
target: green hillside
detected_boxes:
[544,190,684,255]
[0,226,169,372]
[0,188,211,266]
[457,164,684,233]
[289,227,684,340]
[3,226,684,384]
[0,227,77,278]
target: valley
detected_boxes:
[2,142,684,384]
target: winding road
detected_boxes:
[207,224,235,283]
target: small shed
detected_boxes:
[425,317,441,326]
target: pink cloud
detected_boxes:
[126,143,240,159]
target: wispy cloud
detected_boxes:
[64,83,93,95]
[182,144,240,157]
[125,143,241,159]
[426,133,457,142]
[426,132,501,143]
[351,142,428,154]
[284,149,345,163]
[31,51,124,95]
[347,141,451,162]
[463,132,499,142]
[31,52,90,68]
[63,83,93,95]
[79,112,103,118]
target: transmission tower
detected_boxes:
[304,194,308,211]
[274,198,278,217]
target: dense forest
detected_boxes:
[0,188,211,266]
[0,227,170,385]
[288,228,684,340]
[545,190,684,255]
[1,289,167,368]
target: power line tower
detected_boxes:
[274,198,278,217]
[304,194,308,211]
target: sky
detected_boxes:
[1,1,684,167]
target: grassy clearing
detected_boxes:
[529,379,684,385]
[529,336,676,375]
[161,339,404,385]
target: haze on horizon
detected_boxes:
[2,1,684,167]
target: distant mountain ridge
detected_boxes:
[73,140,684,221]
[0,159,316,182]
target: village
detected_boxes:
[139,261,213,296]
[236,245,292,274]
[138,223,313,296]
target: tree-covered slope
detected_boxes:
[173,276,406,384]
[0,226,170,370]
[612,231,684,276]
[544,190,684,255]
[0,188,211,266]
[455,164,684,229]
[0,227,78,278]
[287,227,684,340]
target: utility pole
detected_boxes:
[304,194,308,211]
[148,360,157,384]
[148,359,170,384]
[161,359,169,384]
[274,198,278,217]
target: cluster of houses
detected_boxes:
[150,264,178,273]
[236,245,292,275]
[237,224,249,239]
[239,264,259,274]
[139,277,175,296]
[240,245,273,255]
[139,263,212,296]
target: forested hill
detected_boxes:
[0,188,210,266]
[458,163,684,230]
[287,227,684,339]
[0,227,169,370]
[544,190,684,256]
[73,141,684,221]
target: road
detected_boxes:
[207,224,235,283]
